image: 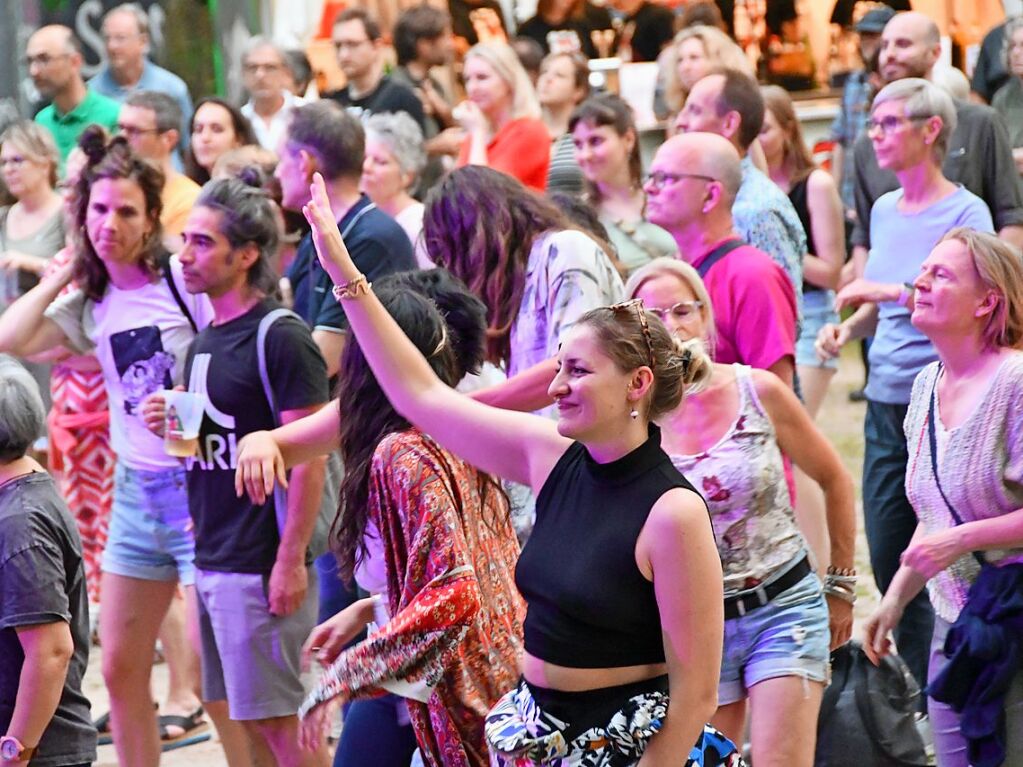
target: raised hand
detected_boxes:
[302,172,355,286]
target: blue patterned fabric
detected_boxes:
[733,157,806,306]
[485,679,745,766]
[829,71,874,210]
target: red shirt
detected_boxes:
[692,238,797,371]
[457,117,550,192]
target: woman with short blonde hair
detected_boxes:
[0,121,63,310]
[662,25,753,116]
[865,227,1023,766]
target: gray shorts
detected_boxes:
[195,567,318,721]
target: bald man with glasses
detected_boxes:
[645,132,797,386]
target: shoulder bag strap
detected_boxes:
[163,259,198,334]
[696,237,747,279]
[256,307,304,533]
[926,366,987,568]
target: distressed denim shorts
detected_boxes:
[795,289,840,369]
[718,569,830,705]
[102,462,195,585]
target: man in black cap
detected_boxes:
[829,4,894,214]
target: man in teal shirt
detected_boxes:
[28,26,120,167]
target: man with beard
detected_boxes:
[29,26,120,166]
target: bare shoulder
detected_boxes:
[646,486,710,536]
[749,366,789,402]
[806,169,841,208]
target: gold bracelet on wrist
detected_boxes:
[332,274,372,302]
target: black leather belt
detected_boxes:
[723,555,812,619]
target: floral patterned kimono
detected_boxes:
[301,429,525,767]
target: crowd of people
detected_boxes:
[2,2,1023,767]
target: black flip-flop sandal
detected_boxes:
[158,707,211,752]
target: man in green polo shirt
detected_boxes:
[28,26,120,168]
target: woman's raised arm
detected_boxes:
[0,262,74,357]
[303,173,570,490]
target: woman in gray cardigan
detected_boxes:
[863,227,1023,767]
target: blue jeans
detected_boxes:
[862,400,934,699]
[333,695,417,767]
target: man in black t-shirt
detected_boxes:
[145,179,331,763]
[0,358,96,767]
[326,8,425,131]
[608,0,674,62]
[276,101,416,378]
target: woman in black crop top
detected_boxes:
[279,175,745,766]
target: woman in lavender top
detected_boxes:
[864,228,1023,767]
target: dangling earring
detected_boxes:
[630,408,639,420]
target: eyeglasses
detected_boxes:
[609,298,656,368]
[646,300,704,323]
[642,171,717,190]
[117,124,160,139]
[24,52,70,67]
[866,114,929,136]
[243,62,283,74]
[333,39,371,51]
[117,124,161,138]
[117,123,160,139]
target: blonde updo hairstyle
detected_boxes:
[940,227,1023,350]
[576,302,713,420]
[624,257,717,354]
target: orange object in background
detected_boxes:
[317,1,347,39]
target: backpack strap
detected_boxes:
[926,366,987,568]
[696,237,747,279]
[163,259,198,334]
[256,307,304,533]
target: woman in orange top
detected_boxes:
[455,42,551,191]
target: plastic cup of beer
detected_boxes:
[162,390,204,458]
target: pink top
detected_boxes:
[692,238,797,371]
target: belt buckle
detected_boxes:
[735,585,769,617]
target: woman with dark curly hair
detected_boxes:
[422,165,623,413]
[0,126,215,766]
[236,269,525,767]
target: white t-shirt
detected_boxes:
[45,256,214,471]
[393,202,432,269]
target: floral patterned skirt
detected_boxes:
[485,677,745,767]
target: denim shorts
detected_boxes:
[102,462,195,585]
[196,567,318,720]
[719,568,830,705]
[796,289,840,369]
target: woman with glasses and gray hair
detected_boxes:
[627,258,856,767]
[0,356,96,767]
[361,112,431,268]
[816,78,995,695]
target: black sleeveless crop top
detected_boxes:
[514,425,701,668]
[788,176,820,293]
